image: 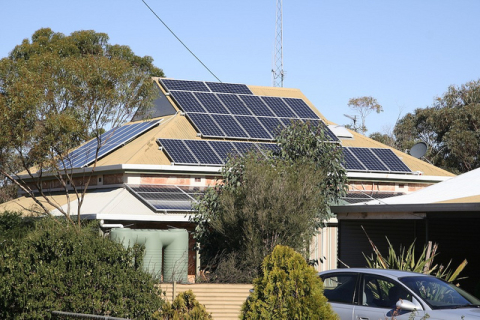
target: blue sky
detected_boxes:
[2,1,480,134]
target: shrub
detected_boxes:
[153,290,212,319]
[362,226,467,283]
[0,210,36,241]
[241,245,338,320]
[0,218,164,319]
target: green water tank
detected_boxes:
[110,228,189,283]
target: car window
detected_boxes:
[400,276,480,309]
[362,274,412,309]
[322,273,358,304]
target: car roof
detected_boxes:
[318,268,434,279]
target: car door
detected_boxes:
[321,273,359,320]
[354,274,424,320]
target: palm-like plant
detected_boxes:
[362,226,467,283]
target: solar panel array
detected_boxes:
[62,120,160,169]
[127,184,204,211]
[158,79,338,142]
[161,79,252,95]
[159,139,411,173]
[158,139,280,166]
[342,147,411,173]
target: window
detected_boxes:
[321,273,358,304]
[362,274,411,308]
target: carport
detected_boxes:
[331,167,480,296]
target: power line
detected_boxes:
[141,0,222,82]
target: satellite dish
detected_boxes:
[410,142,427,159]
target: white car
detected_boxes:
[318,268,480,320]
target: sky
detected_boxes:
[2,1,480,135]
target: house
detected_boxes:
[0,78,454,281]
[331,167,480,294]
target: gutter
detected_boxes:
[331,202,480,214]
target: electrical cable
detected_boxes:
[141,0,222,83]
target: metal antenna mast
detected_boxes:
[272,0,284,87]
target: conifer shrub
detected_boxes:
[153,290,212,319]
[0,217,164,319]
[241,245,339,320]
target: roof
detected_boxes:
[331,167,480,215]
[363,167,480,205]
[87,78,454,178]
[0,192,73,216]
[6,78,457,218]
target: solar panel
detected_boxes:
[280,118,302,127]
[158,139,198,165]
[257,143,281,155]
[342,148,367,171]
[211,114,249,138]
[205,82,252,95]
[186,113,225,138]
[283,98,319,119]
[170,91,206,113]
[261,96,297,118]
[127,184,202,211]
[233,142,258,156]
[239,95,275,117]
[217,93,252,115]
[208,140,240,161]
[371,148,411,172]
[235,116,273,140]
[63,120,160,169]
[161,79,209,92]
[194,92,230,114]
[348,147,388,172]
[307,120,340,142]
[258,117,285,138]
[184,140,223,165]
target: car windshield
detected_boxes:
[399,276,480,310]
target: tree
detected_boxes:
[191,121,347,282]
[241,245,339,320]
[0,28,164,227]
[394,80,480,174]
[347,96,383,134]
[0,217,164,319]
[369,132,395,148]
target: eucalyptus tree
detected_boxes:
[192,121,348,281]
[394,80,480,174]
[0,28,164,227]
[347,96,383,134]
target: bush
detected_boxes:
[0,210,36,241]
[153,290,212,319]
[0,218,164,319]
[241,245,338,320]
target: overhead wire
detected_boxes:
[140,0,222,83]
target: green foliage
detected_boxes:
[0,210,36,241]
[241,245,338,320]
[0,218,164,319]
[369,131,396,147]
[394,79,480,173]
[362,227,467,283]
[0,28,164,225]
[347,96,383,134]
[192,121,347,282]
[153,290,212,320]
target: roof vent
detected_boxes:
[328,125,353,139]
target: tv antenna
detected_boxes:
[343,114,357,127]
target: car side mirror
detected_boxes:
[396,299,420,311]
